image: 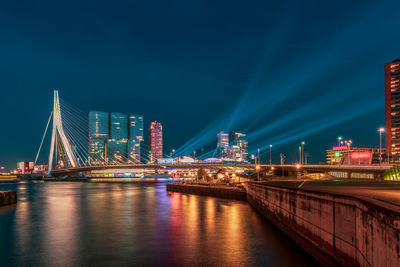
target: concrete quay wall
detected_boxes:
[166,184,247,201]
[0,191,17,207]
[244,182,400,267]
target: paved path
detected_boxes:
[263,180,400,207]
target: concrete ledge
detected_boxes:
[0,191,17,207]
[244,182,400,267]
[166,184,247,201]
[247,194,342,266]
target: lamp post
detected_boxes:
[301,141,305,164]
[344,140,352,165]
[269,144,272,165]
[298,146,302,164]
[337,136,342,147]
[258,148,260,165]
[256,165,260,181]
[379,128,385,166]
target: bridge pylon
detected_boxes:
[48,90,78,174]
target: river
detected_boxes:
[0,181,318,266]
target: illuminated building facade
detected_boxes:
[17,161,34,174]
[149,121,163,161]
[326,146,385,165]
[128,139,140,163]
[89,140,107,164]
[231,131,248,161]
[110,113,127,140]
[89,111,143,164]
[217,131,229,147]
[89,111,109,164]
[221,145,241,162]
[385,59,400,163]
[128,114,143,163]
[89,111,109,139]
[107,139,127,164]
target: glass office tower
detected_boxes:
[89,111,143,165]
[89,111,109,164]
[128,139,141,163]
[128,114,144,163]
[107,139,128,164]
[110,113,128,140]
[89,139,106,164]
[89,111,109,139]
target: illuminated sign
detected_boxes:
[350,151,371,160]
[334,152,341,157]
[332,146,348,150]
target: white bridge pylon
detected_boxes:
[48,90,78,174]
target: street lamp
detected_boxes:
[298,146,302,164]
[258,148,260,165]
[301,141,305,164]
[337,136,342,147]
[378,128,385,166]
[269,144,272,165]
[256,165,260,181]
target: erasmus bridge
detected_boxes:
[37,91,392,180]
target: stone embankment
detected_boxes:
[0,191,17,207]
[166,183,247,201]
[244,182,400,267]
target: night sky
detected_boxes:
[1,0,400,169]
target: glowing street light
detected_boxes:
[256,165,260,181]
[379,127,385,166]
[301,141,305,164]
[298,146,302,164]
[337,136,342,146]
[269,144,272,165]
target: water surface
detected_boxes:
[0,181,318,266]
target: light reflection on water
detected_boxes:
[0,182,318,267]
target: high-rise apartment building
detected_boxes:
[385,59,400,163]
[149,121,163,161]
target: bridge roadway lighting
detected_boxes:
[379,128,385,166]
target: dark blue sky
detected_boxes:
[0,0,399,169]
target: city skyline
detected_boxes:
[2,1,400,169]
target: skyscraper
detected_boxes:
[129,114,144,141]
[89,111,143,164]
[128,114,144,163]
[108,113,128,164]
[149,121,163,161]
[231,131,248,161]
[385,59,400,163]
[89,111,109,164]
[217,131,229,147]
[110,112,128,140]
